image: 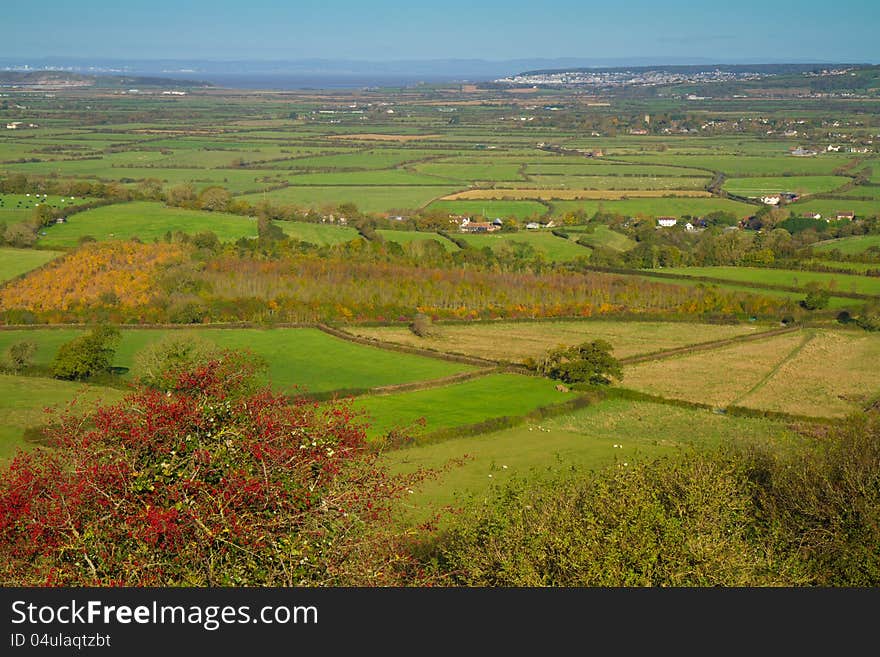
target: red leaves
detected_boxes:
[0,356,418,586]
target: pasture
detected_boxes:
[352,373,569,440]
[383,398,797,516]
[453,231,591,262]
[0,374,125,461]
[36,201,258,246]
[721,176,850,197]
[0,247,62,282]
[0,328,473,394]
[655,266,880,296]
[811,234,880,255]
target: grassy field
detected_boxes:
[239,185,460,213]
[0,247,62,282]
[0,374,125,461]
[811,234,880,255]
[722,176,850,197]
[549,197,755,218]
[454,231,591,262]
[656,266,880,296]
[352,373,570,440]
[787,199,880,219]
[37,201,258,246]
[350,319,766,363]
[426,199,549,219]
[622,328,880,417]
[0,194,96,221]
[615,154,859,176]
[562,225,635,251]
[383,398,797,516]
[0,328,473,394]
[521,174,711,191]
[277,220,362,245]
[376,230,459,250]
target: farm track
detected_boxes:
[619,325,801,365]
[729,330,816,406]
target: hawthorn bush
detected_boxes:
[0,351,425,586]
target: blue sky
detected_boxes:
[5,0,879,62]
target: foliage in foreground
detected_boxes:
[419,411,880,586]
[0,352,424,586]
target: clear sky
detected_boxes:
[5,0,879,63]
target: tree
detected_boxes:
[51,325,121,380]
[198,186,232,212]
[800,284,831,311]
[5,340,36,373]
[533,340,622,385]
[0,353,423,586]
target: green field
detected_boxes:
[36,201,259,246]
[383,398,796,515]
[656,266,880,296]
[376,230,458,250]
[353,373,570,440]
[0,247,62,282]
[239,185,460,213]
[550,197,755,218]
[563,225,635,251]
[277,220,362,245]
[0,193,95,221]
[0,374,124,460]
[616,154,859,176]
[0,328,473,394]
[812,234,880,255]
[787,199,880,218]
[427,199,549,219]
[454,230,591,262]
[722,176,850,197]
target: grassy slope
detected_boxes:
[0,248,62,282]
[352,373,568,440]
[384,398,796,517]
[0,328,473,394]
[656,266,880,296]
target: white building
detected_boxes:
[760,195,781,205]
[657,217,677,227]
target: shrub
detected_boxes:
[51,325,120,380]
[5,340,37,373]
[0,354,425,586]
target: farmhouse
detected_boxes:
[801,212,822,220]
[760,195,781,205]
[657,217,677,227]
[835,211,855,220]
[462,221,499,233]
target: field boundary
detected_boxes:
[315,323,499,367]
[620,326,800,365]
[728,330,815,406]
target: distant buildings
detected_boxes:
[836,211,855,220]
[790,146,817,157]
[760,195,781,205]
[657,217,677,227]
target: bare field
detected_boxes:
[349,320,764,363]
[623,329,880,417]
[441,189,713,201]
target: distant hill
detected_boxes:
[0,70,212,88]
[517,63,867,76]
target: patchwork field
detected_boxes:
[453,230,591,262]
[350,319,767,363]
[376,229,459,250]
[239,185,460,213]
[0,247,62,282]
[0,328,473,394]
[37,201,259,246]
[562,225,635,251]
[812,234,880,255]
[722,176,850,197]
[623,328,880,417]
[549,197,755,218]
[352,373,569,440]
[655,266,880,296]
[427,199,549,219]
[443,189,713,201]
[277,220,362,245]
